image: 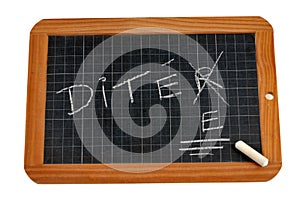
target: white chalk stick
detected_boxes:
[235,140,268,167]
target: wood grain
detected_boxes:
[25,33,48,167]
[31,17,272,35]
[256,31,282,164]
[25,16,281,183]
[26,162,281,183]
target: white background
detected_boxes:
[1,0,299,198]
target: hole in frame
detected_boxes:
[265,92,274,100]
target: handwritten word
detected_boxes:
[56,54,227,115]
[56,71,183,115]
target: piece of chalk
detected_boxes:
[235,140,268,167]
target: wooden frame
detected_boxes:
[24,17,281,183]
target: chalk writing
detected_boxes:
[56,84,93,115]
[156,74,182,100]
[179,146,223,151]
[189,152,213,156]
[179,111,227,156]
[161,58,175,67]
[191,51,228,105]
[202,110,223,132]
[99,77,108,108]
[113,71,150,103]
[56,56,228,116]
[180,138,230,144]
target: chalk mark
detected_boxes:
[112,70,150,103]
[189,152,213,156]
[180,138,230,144]
[202,110,224,132]
[113,71,150,89]
[161,58,174,67]
[99,77,108,108]
[179,146,223,151]
[156,73,182,100]
[192,51,228,105]
[56,84,94,115]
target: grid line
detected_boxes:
[44,33,261,164]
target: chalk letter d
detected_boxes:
[56,84,94,115]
